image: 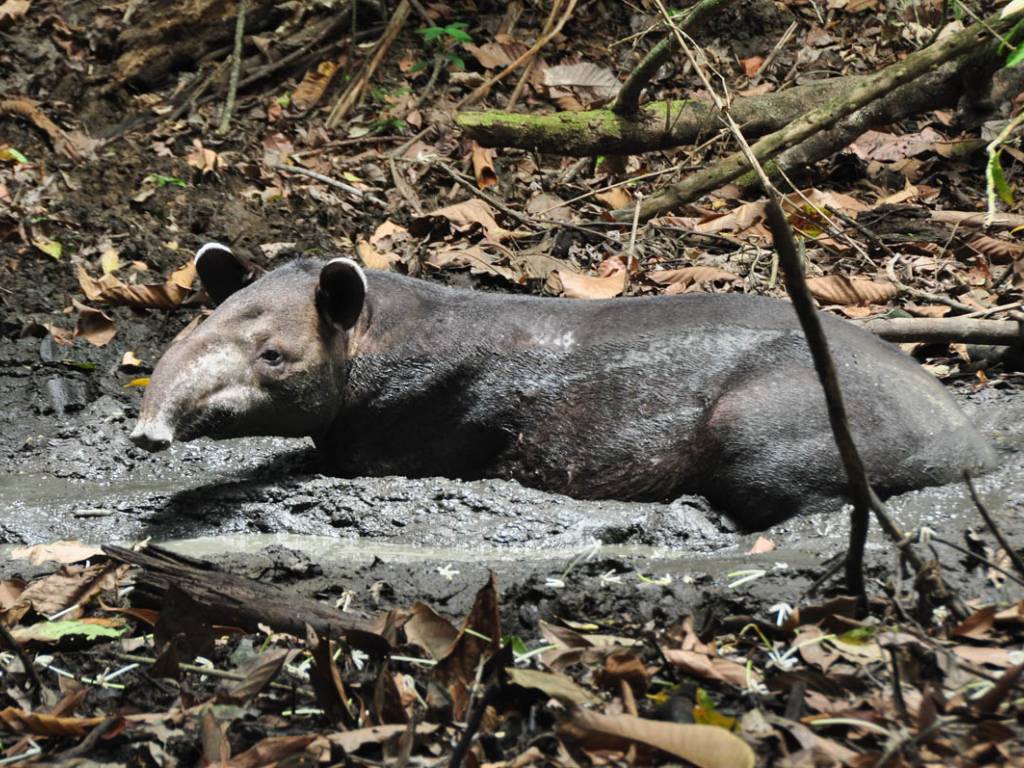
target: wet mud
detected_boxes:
[2,319,1022,628]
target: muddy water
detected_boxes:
[2,374,1021,560]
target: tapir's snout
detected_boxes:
[129,420,174,452]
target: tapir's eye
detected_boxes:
[259,348,283,366]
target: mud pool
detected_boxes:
[2,325,1022,623]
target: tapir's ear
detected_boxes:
[317,258,367,330]
[195,242,254,305]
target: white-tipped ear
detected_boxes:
[195,242,233,264]
[195,242,250,305]
[317,257,367,330]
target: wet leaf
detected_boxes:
[72,299,116,347]
[562,708,755,768]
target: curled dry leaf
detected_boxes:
[291,61,338,112]
[561,708,755,768]
[806,275,898,305]
[0,708,109,738]
[186,139,225,175]
[425,243,518,283]
[72,299,116,347]
[552,270,624,299]
[77,260,196,309]
[471,141,498,188]
[356,239,400,271]
[410,198,514,242]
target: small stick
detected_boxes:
[217,0,247,136]
[625,191,643,293]
[51,716,122,761]
[0,622,43,706]
[449,682,501,768]
[927,535,1024,589]
[271,162,386,207]
[964,472,1024,579]
[750,21,798,86]
[506,0,564,111]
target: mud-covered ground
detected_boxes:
[3,0,1024,634]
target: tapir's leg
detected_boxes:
[692,369,857,529]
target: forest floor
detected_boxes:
[2,0,1024,766]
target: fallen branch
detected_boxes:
[458,77,858,156]
[216,0,247,135]
[861,317,1023,345]
[326,0,411,128]
[627,7,1024,221]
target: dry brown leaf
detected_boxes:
[14,563,114,617]
[662,648,757,687]
[562,709,755,768]
[0,0,31,27]
[425,244,518,283]
[952,606,997,640]
[464,40,530,70]
[0,708,108,737]
[740,56,764,77]
[697,201,768,234]
[410,198,513,241]
[186,138,224,175]
[849,128,945,162]
[72,299,116,347]
[594,187,632,209]
[229,734,328,768]
[554,270,624,299]
[291,61,338,112]
[526,193,574,223]
[507,668,600,705]
[435,574,501,687]
[356,239,400,271]
[471,141,498,188]
[746,536,775,555]
[544,62,620,106]
[969,234,1024,264]
[404,601,458,661]
[9,541,103,565]
[806,275,898,305]
[327,724,439,753]
[647,266,739,292]
[905,302,951,318]
[76,261,196,309]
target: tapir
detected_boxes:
[130,243,997,529]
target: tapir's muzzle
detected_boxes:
[129,420,174,452]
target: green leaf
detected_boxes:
[444,23,473,43]
[0,146,29,163]
[447,52,466,70]
[990,151,1015,206]
[29,620,125,642]
[276,91,292,108]
[417,26,445,42]
[33,236,62,260]
[1008,45,1024,67]
[146,173,187,188]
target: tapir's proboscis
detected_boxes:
[130,243,997,530]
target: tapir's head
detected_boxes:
[130,244,368,451]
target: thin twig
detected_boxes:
[964,472,1024,579]
[449,682,501,768]
[51,716,122,761]
[217,0,247,136]
[506,0,564,111]
[271,162,386,207]
[750,20,798,86]
[928,534,1024,589]
[457,0,579,109]
[0,622,43,706]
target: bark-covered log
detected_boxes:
[104,544,389,653]
[457,77,859,157]
[115,0,288,87]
